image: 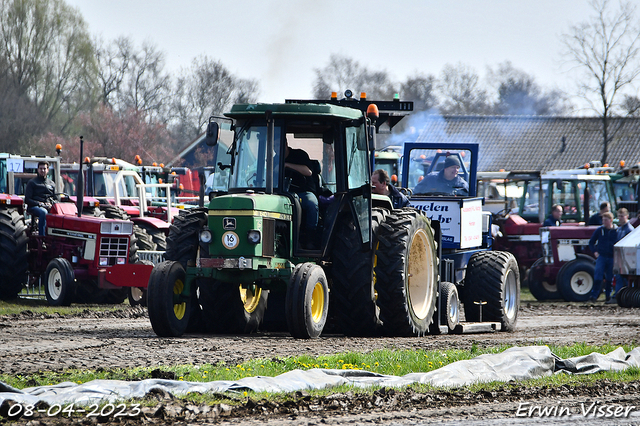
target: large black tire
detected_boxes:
[285,263,329,339]
[199,280,268,334]
[147,261,193,337]
[556,257,595,302]
[526,258,560,300]
[463,251,520,332]
[133,224,156,251]
[135,223,167,251]
[0,209,28,300]
[82,206,105,217]
[329,208,388,336]
[101,205,130,220]
[439,281,460,332]
[375,209,438,337]
[44,258,75,306]
[165,208,208,268]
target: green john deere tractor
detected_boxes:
[147,93,444,339]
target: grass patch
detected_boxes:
[1,343,635,392]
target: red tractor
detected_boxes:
[478,166,619,300]
[0,153,153,305]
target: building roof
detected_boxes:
[402,115,640,172]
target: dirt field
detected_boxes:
[1,301,640,425]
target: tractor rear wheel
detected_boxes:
[286,263,329,339]
[165,208,208,268]
[199,280,268,334]
[556,257,595,302]
[375,210,438,337]
[136,223,167,251]
[101,205,130,220]
[330,208,388,336]
[44,258,75,306]
[147,261,193,337]
[133,224,156,251]
[463,251,520,331]
[0,208,28,300]
[526,258,559,300]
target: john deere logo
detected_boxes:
[223,217,236,230]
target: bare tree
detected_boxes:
[562,0,640,163]
[171,56,259,143]
[487,61,571,115]
[0,0,97,133]
[313,54,397,99]
[95,36,133,108]
[400,73,438,111]
[437,63,489,115]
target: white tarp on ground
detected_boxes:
[1,346,639,407]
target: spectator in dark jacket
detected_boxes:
[543,204,563,226]
[587,201,610,226]
[588,212,617,301]
[371,169,410,209]
[25,161,56,236]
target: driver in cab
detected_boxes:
[413,155,469,196]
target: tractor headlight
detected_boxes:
[199,229,212,243]
[247,230,261,244]
[117,257,126,265]
[99,257,108,266]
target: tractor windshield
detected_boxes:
[228,124,282,191]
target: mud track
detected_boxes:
[1,302,639,425]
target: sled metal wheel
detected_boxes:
[44,258,75,306]
[286,263,329,339]
[440,281,460,332]
[147,261,193,337]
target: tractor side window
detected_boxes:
[0,160,6,194]
[521,181,543,219]
[345,126,368,189]
[60,171,78,196]
[583,180,613,220]
[552,180,578,219]
[94,174,107,197]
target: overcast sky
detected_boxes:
[66,0,599,103]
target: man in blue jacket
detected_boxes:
[588,212,617,302]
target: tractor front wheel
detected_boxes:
[440,281,460,332]
[44,258,75,306]
[557,257,595,302]
[286,263,329,339]
[147,261,193,337]
[526,258,559,300]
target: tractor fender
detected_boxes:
[131,216,170,230]
[98,263,154,289]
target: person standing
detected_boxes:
[588,212,617,302]
[587,201,611,226]
[610,208,634,302]
[543,204,563,226]
[371,169,409,209]
[25,161,56,236]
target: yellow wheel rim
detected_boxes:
[407,228,435,320]
[311,281,325,323]
[173,278,186,320]
[240,284,261,313]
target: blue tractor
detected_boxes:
[401,142,520,333]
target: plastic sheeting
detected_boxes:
[1,346,639,407]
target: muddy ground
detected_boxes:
[1,302,640,425]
